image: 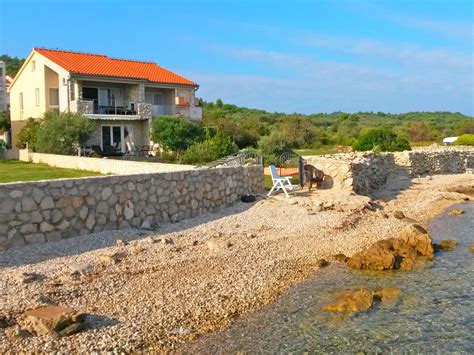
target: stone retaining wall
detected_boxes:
[19,150,194,175]
[304,146,474,196]
[0,166,263,249]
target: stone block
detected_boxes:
[24,233,46,244]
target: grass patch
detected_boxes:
[295,145,341,156]
[0,160,102,183]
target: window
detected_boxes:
[49,88,59,108]
[19,92,24,119]
[35,88,40,106]
[31,60,36,71]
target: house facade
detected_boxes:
[9,48,201,151]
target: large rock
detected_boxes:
[23,306,86,337]
[347,224,434,271]
[323,287,401,313]
[322,288,374,313]
[433,239,457,252]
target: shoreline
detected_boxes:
[1,173,472,352]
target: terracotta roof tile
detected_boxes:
[35,48,197,86]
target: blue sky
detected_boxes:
[1,0,473,115]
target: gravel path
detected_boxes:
[1,173,472,352]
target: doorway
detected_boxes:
[101,125,133,153]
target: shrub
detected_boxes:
[34,111,96,155]
[16,118,40,150]
[151,116,205,152]
[181,132,238,164]
[0,111,10,131]
[453,134,474,146]
[258,132,294,165]
[353,129,411,152]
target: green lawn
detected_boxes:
[0,160,102,183]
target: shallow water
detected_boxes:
[184,203,474,353]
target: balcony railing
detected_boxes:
[151,104,176,116]
[87,99,138,115]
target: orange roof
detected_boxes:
[35,48,197,86]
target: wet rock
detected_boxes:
[333,254,348,263]
[323,287,401,313]
[448,209,465,216]
[433,240,457,252]
[322,287,374,313]
[470,245,474,253]
[317,259,330,268]
[393,210,405,219]
[372,287,400,301]
[23,306,86,337]
[347,224,434,271]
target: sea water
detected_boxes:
[184,203,474,353]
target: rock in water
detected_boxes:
[323,287,401,313]
[433,239,457,252]
[470,245,474,253]
[347,224,434,271]
[448,209,465,216]
[372,287,400,301]
[322,288,374,313]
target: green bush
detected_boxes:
[453,134,474,145]
[181,132,238,164]
[151,116,205,152]
[353,129,411,152]
[258,132,293,164]
[34,111,96,155]
[16,118,40,150]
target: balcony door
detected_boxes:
[146,92,164,116]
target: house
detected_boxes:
[8,48,202,152]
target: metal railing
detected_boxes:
[87,99,138,115]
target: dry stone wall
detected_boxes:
[304,146,474,196]
[0,166,263,249]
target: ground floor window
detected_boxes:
[101,125,134,153]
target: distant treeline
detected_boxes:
[202,99,474,150]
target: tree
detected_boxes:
[150,115,205,152]
[353,129,411,152]
[258,131,293,164]
[215,98,223,108]
[34,111,96,154]
[278,115,321,148]
[0,54,26,76]
[16,118,40,150]
[453,134,474,145]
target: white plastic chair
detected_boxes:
[267,165,298,198]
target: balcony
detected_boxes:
[71,99,151,120]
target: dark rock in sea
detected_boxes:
[470,245,474,253]
[433,239,457,252]
[347,224,434,271]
